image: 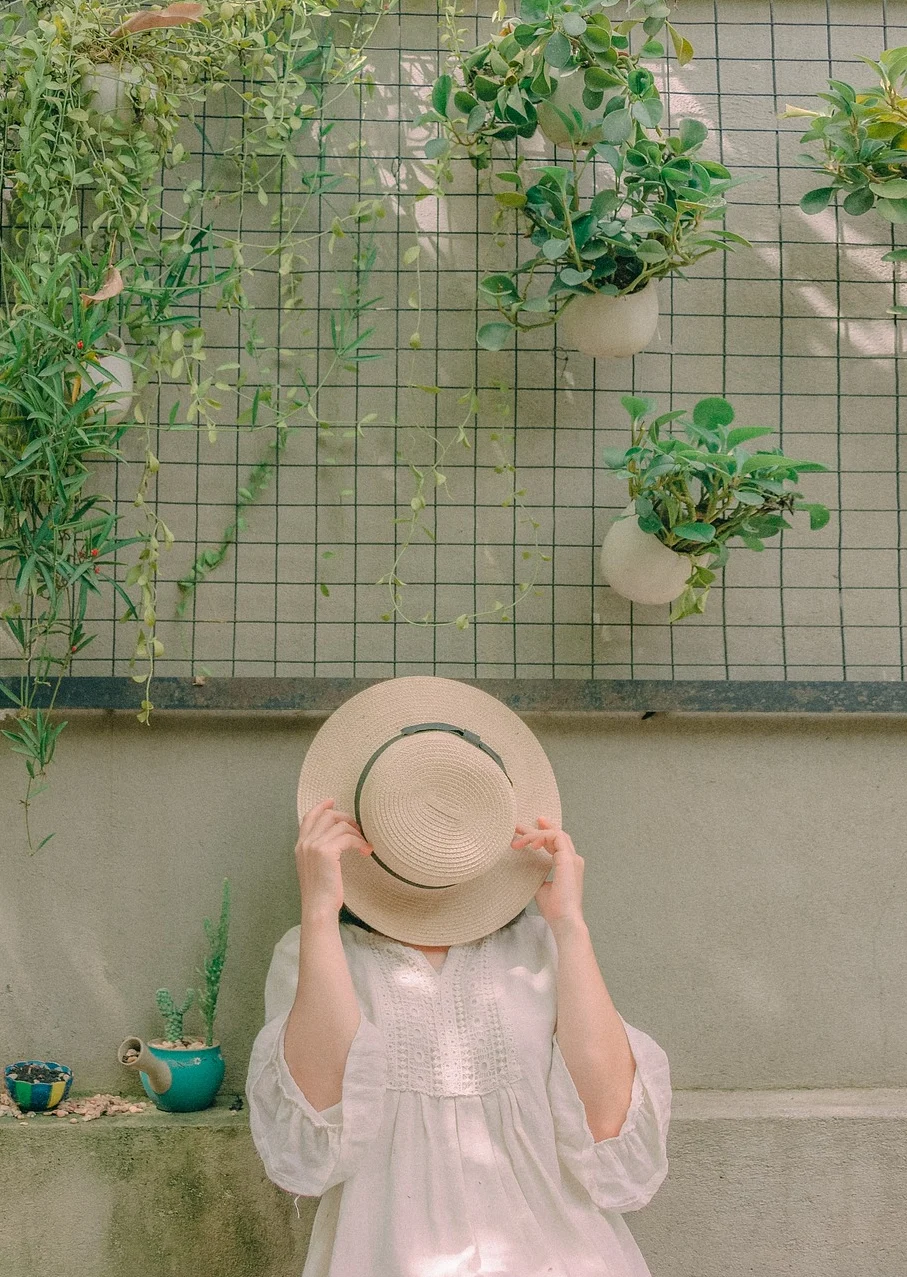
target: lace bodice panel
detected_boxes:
[363,932,524,1097]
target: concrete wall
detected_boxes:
[2,711,906,1092]
[2,710,906,1275]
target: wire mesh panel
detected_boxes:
[5,0,906,689]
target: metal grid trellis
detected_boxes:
[3,0,907,701]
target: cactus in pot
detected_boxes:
[118,879,231,1112]
[601,396,831,619]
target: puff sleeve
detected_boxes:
[245,925,387,1197]
[533,915,671,1213]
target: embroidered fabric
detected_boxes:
[365,933,523,1097]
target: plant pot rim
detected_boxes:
[5,1059,72,1075]
[148,1039,222,1051]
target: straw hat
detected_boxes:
[297,677,561,945]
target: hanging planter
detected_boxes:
[601,395,830,620]
[601,504,698,604]
[4,1061,73,1112]
[536,68,619,148]
[558,281,659,358]
[83,62,143,121]
[426,2,748,356]
[83,335,135,424]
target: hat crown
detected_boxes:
[358,731,516,887]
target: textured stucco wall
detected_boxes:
[1,710,905,1094]
[2,709,906,1277]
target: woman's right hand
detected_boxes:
[295,797,373,920]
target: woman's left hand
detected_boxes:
[511,816,585,930]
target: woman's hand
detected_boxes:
[511,816,585,932]
[296,798,373,921]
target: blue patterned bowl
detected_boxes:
[4,1060,73,1112]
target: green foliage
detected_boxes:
[786,46,907,241]
[422,1,747,347]
[602,396,831,619]
[475,139,744,345]
[197,879,231,1048]
[156,987,195,1043]
[0,0,391,842]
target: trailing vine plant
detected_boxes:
[0,0,390,847]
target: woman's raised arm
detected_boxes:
[282,798,374,1111]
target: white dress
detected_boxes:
[246,912,671,1277]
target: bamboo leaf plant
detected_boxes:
[422,0,748,356]
[0,0,390,846]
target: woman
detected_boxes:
[247,677,671,1277]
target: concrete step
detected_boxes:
[2,1090,904,1277]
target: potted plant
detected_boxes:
[4,1060,73,1112]
[81,3,205,120]
[118,879,231,1113]
[600,396,830,619]
[785,44,907,279]
[425,0,746,356]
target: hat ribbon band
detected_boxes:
[354,722,512,891]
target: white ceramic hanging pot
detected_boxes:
[600,505,694,605]
[83,63,142,121]
[537,69,621,148]
[559,282,659,358]
[84,337,135,424]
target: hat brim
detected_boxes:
[297,677,561,945]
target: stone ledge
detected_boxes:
[3,1093,906,1277]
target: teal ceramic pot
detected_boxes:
[141,1043,225,1113]
[4,1060,73,1112]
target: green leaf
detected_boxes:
[800,186,836,214]
[495,190,528,208]
[581,26,613,53]
[562,12,587,36]
[868,178,907,198]
[479,274,519,297]
[631,98,663,128]
[667,23,694,66]
[477,323,514,351]
[679,117,708,150]
[560,268,592,286]
[634,240,669,262]
[875,198,907,225]
[424,137,448,160]
[882,247,907,262]
[473,75,499,102]
[797,502,831,530]
[726,425,773,447]
[601,108,633,144]
[672,522,716,542]
[542,237,569,259]
[432,75,452,117]
[842,187,875,216]
[544,33,572,69]
[692,396,735,429]
[621,394,655,420]
[602,446,629,468]
[453,90,478,114]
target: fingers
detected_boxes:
[299,798,363,842]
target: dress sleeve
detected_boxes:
[528,913,671,1213]
[547,1019,671,1213]
[245,925,387,1197]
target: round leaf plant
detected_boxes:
[602,395,830,620]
